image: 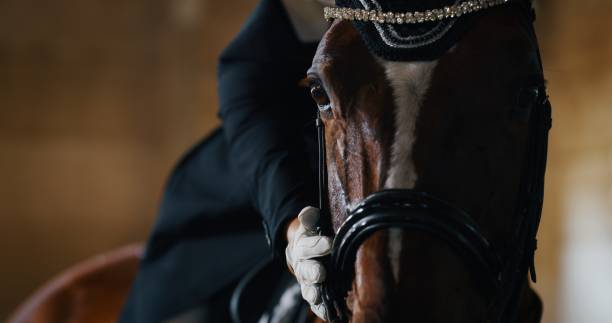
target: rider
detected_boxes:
[120,0,332,322]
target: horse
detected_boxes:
[297,1,551,322]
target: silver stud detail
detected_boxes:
[324,0,511,24]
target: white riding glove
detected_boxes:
[285,206,332,321]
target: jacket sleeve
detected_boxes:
[217,0,320,256]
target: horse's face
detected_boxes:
[307,7,542,323]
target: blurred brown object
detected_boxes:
[6,245,142,323]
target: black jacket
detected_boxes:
[217,0,319,253]
[120,0,319,322]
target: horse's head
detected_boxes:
[307,3,546,323]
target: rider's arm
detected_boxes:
[217,0,324,257]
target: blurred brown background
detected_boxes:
[0,0,611,322]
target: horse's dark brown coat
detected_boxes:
[311,5,543,323]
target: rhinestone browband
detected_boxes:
[324,0,509,24]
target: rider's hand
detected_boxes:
[285,206,332,321]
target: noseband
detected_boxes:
[322,190,503,322]
[314,11,551,323]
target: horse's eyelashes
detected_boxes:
[319,104,332,113]
[308,80,332,111]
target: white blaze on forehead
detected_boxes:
[381,59,438,283]
[382,60,438,190]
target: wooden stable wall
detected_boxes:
[1,0,611,322]
[0,0,257,319]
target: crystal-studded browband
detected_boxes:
[324,0,510,25]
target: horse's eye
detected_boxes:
[309,81,331,111]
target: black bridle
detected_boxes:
[313,5,552,323]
